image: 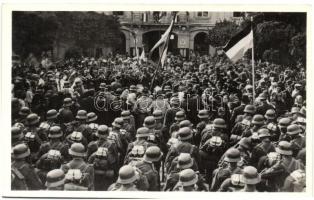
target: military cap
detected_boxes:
[265,109,276,119]
[287,124,301,135]
[143,116,156,129]
[70,131,83,142]
[241,166,261,185]
[48,126,63,138]
[178,169,198,187]
[26,113,40,125]
[258,128,270,138]
[112,117,124,128]
[178,127,193,141]
[12,144,30,159]
[290,107,300,114]
[46,109,58,120]
[244,105,256,114]
[95,147,108,157]
[238,137,251,149]
[175,111,186,121]
[121,110,131,120]
[12,126,23,139]
[136,127,150,138]
[96,125,109,138]
[153,110,163,120]
[276,141,293,156]
[278,118,291,127]
[117,165,139,184]
[177,153,194,169]
[68,143,86,157]
[143,146,163,162]
[76,110,87,120]
[63,98,73,107]
[251,114,265,125]
[131,145,145,156]
[198,110,209,119]
[65,169,82,181]
[87,112,98,122]
[45,169,65,188]
[19,107,30,116]
[224,148,241,162]
[213,118,227,129]
[209,136,223,147]
[179,120,192,128]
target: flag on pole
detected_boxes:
[223,24,253,63]
[140,48,147,63]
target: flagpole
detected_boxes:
[251,16,255,102]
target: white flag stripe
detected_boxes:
[225,30,253,62]
[161,45,168,67]
[149,19,174,54]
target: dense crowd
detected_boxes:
[11,53,306,192]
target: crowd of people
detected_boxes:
[11,52,306,192]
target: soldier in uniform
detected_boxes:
[163,97,182,131]
[200,118,229,147]
[24,113,47,143]
[45,169,65,190]
[11,144,43,190]
[61,143,95,190]
[264,109,280,141]
[126,127,153,155]
[242,114,265,138]
[38,109,59,138]
[65,131,88,148]
[173,169,203,191]
[143,116,160,147]
[88,147,115,190]
[169,111,186,138]
[239,166,261,192]
[211,148,242,191]
[286,124,305,157]
[108,165,140,191]
[58,98,74,124]
[218,174,244,192]
[230,94,250,127]
[153,110,168,154]
[282,169,306,192]
[12,126,24,147]
[121,110,136,141]
[256,92,274,115]
[73,110,93,143]
[133,88,153,129]
[64,169,88,191]
[16,106,30,125]
[87,112,98,141]
[195,109,210,146]
[278,118,292,142]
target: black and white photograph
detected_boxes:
[3,4,311,195]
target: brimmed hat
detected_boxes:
[178,169,198,187]
[46,109,58,120]
[136,127,150,138]
[143,116,156,129]
[143,146,163,162]
[244,105,256,114]
[121,110,131,120]
[290,107,300,114]
[241,166,261,185]
[238,137,251,149]
[213,118,227,129]
[287,124,301,135]
[68,143,86,157]
[179,120,192,128]
[224,148,241,162]
[12,126,23,140]
[117,165,139,184]
[19,107,30,116]
[178,127,193,141]
[87,112,98,122]
[276,141,293,156]
[177,153,194,169]
[112,118,124,128]
[252,114,265,125]
[76,110,87,120]
[26,113,40,125]
[258,128,270,138]
[198,110,209,119]
[153,110,163,120]
[96,125,109,138]
[45,169,65,188]
[129,85,137,92]
[70,131,83,142]
[48,126,63,138]
[175,111,186,121]
[265,109,276,120]
[63,98,73,107]
[12,144,30,159]
[278,118,291,127]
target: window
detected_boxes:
[113,11,124,15]
[197,12,209,17]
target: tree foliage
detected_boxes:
[208,20,240,47]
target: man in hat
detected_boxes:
[256,92,274,115]
[45,169,65,190]
[121,110,136,141]
[88,147,116,190]
[149,90,170,115]
[163,97,183,131]
[264,109,280,142]
[24,113,47,142]
[169,110,186,138]
[135,146,163,191]
[126,127,154,155]
[278,118,292,142]
[194,109,210,146]
[87,112,99,141]
[58,98,75,124]
[239,166,261,192]
[73,110,93,143]
[211,148,242,191]
[108,165,140,191]
[143,116,161,147]
[11,126,24,147]
[286,124,305,157]
[230,94,250,127]
[173,169,204,191]
[153,110,168,154]
[200,118,229,147]
[11,144,43,190]
[242,114,265,138]
[65,131,88,148]
[39,109,60,137]
[16,106,30,125]
[61,143,95,190]
[133,87,152,129]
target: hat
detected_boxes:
[129,85,137,92]
[241,166,261,185]
[131,145,145,156]
[117,165,139,184]
[258,128,270,138]
[95,147,108,157]
[153,110,163,120]
[209,136,223,147]
[112,118,124,128]
[63,98,73,107]
[179,120,192,128]
[70,131,83,142]
[213,118,227,129]
[143,116,156,129]
[265,109,276,119]
[45,169,65,188]
[224,148,241,162]
[278,118,291,127]
[251,114,265,125]
[136,127,150,138]
[65,169,82,181]
[76,110,87,120]
[143,146,163,162]
[287,124,301,135]
[175,111,186,121]
[178,127,193,141]
[12,126,23,140]
[178,169,198,187]
[170,97,180,106]
[121,110,131,120]
[276,141,293,156]
[244,105,256,114]
[177,153,194,169]
[198,110,209,119]
[46,109,58,120]
[290,107,300,114]
[48,126,63,138]
[299,107,306,117]
[12,144,30,159]
[19,107,30,116]
[26,113,40,125]
[68,143,86,157]
[96,125,109,138]
[238,137,251,149]
[87,112,98,122]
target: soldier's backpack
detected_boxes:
[11,164,28,190]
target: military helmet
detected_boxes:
[178,127,193,141]
[45,169,65,188]
[68,143,86,157]
[117,165,139,184]
[178,169,198,187]
[143,116,156,129]
[251,114,265,125]
[76,110,87,120]
[213,118,227,129]
[87,112,98,122]
[143,146,163,162]
[244,105,256,114]
[46,109,58,120]
[224,148,241,163]
[12,144,30,159]
[153,110,163,120]
[287,124,302,135]
[177,153,194,169]
[136,127,150,138]
[48,126,63,138]
[96,125,109,138]
[276,141,293,156]
[241,166,261,185]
